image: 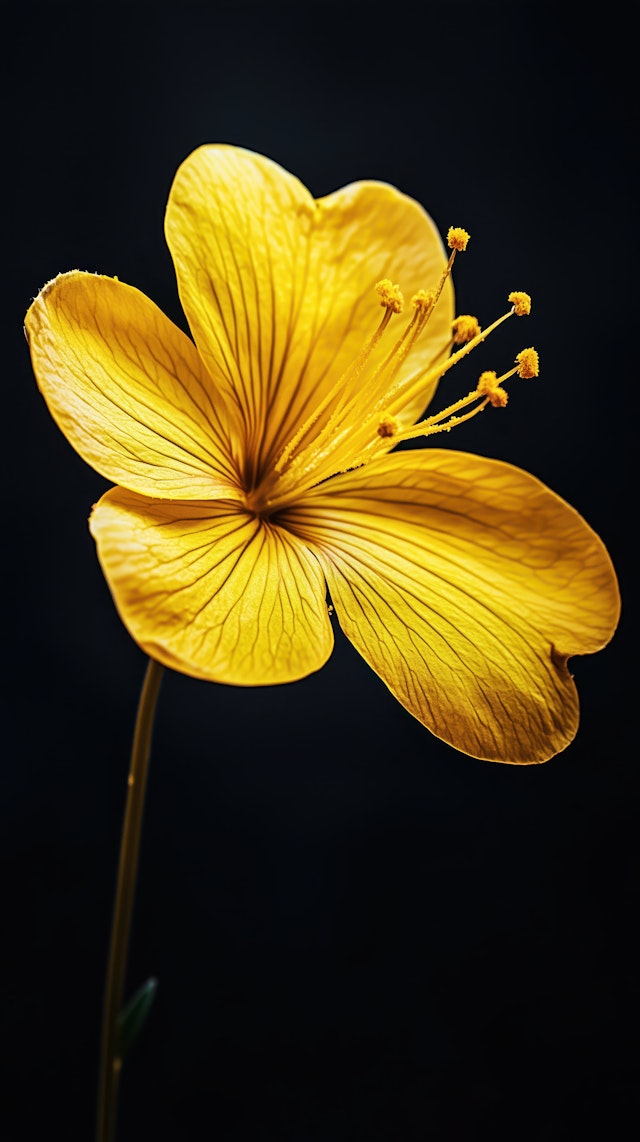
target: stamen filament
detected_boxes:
[416,398,490,437]
[274,245,469,480]
[416,307,515,384]
[384,337,538,448]
[371,306,516,419]
[276,296,429,485]
[321,304,427,440]
[275,305,526,502]
[389,387,490,443]
[274,304,395,473]
[427,247,457,316]
[259,219,533,518]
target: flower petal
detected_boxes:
[89,489,334,684]
[165,145,453,476]
[26,271,241,499]
[283,450,620,763]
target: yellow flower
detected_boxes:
[25,145,619,763]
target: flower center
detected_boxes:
[246,228,537,515]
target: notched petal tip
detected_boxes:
[550,643,571,675]
[287,449,619,766]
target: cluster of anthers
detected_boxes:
[262,227,538,513]
[372,228,538,443]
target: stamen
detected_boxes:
[384,392,490,442]
[349,290,534,468]
[516,347,539,378]
[447,227,471,251]
[375,279,404,313]
[313,291,434,454]
[477,371,509,407]
[384,385,488,443]
[274,282,401,473]
[263,215,535,517]
[377,414,399,439]
[481,345,540,394]
[383,298,520,408]
[377,343,540,446]
[325,251,472,447]
[361,295,429,393]
[508,291,532,316]
[452,315,481,344]
[424,228,471,329]
[412,289,437,311]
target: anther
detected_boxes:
[516,347,539,378]
[375,279,404,313]
[412,288,436,311]
[508,291,532,316]
[447,227,471,252]
[268,235,536,514]
[477,371,509,407]
[377,414,399,439]
[452,315,481,344]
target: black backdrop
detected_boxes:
[4,6,636,1140]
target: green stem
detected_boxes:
[96,657,164,1142]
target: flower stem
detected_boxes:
[96,656,164,1142]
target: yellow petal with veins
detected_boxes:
[89,489,334,684]
[284,450,620,763]
[25,272,241,500]
[165,144,453,482]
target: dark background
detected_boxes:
[4,5,636,1140]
